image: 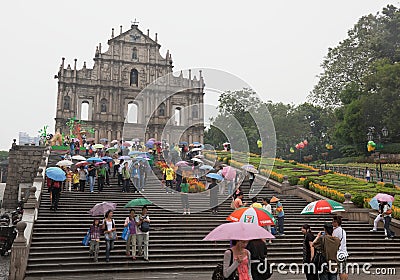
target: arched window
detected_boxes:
[158,103,166,116]
[100,98,107,113]
[63,96,70,111]
[81,101,89,121]
[132,47,138,60]
[174,107,181,126]
[192,105,198,119]
[127,102,138,123]
[130,69,138,86]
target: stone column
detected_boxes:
[24,186,37,209]
[9,222,28,280]
[94,129,99,143]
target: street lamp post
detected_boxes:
[367,126,389,182]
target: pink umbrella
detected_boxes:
[89,202,117,217]
[75,161,89,167]
[222,166,236,181]
[148,138,156,142]
[122,142,131,147]
[373,193,395,202]
[176,161,189,167]
[95,161,107,166]
[203,222,274,241]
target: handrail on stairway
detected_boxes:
[9,146,50,280]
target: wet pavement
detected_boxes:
[0,255,10,280]
[24,269,398,280]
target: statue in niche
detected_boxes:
[192,105,198,119]
[63,96,71,110]
[158,103,165,116]
[101,101,107,113]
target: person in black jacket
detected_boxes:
[246,239,272,280]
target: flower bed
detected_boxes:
[203,150,400,218]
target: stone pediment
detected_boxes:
[109,25,159,47]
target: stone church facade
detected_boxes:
[55,23,204,144]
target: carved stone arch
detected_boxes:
[80,100,90,121]
[130,69,139,86]
[127,101,139,123]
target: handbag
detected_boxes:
[104,231,117,241]
[212,249,239,280]
[122,226,130,241]
[82,230,90,246]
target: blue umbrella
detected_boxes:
[145,141,154,148]
[118,156,131,160]
[179,141,188,145]
[369,197,392,210]
[87,157,102,163]
[101,156,113,163]
[206,173,223,181]
[193,141,201,145]
[46,167,66,181]
[129,151,150,157]
[200,165,214,171]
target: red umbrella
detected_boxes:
[227,207,276,226]
[122,142,131,147]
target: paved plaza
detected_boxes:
[23,270,398,280]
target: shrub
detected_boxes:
[284,160,289,163]
[290,162,297,165]
[352,194,366,208]
[288,176,299,186]
[303,178,314,189]
[384,183,395,189]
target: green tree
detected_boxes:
[204,88,264,153]
[309,5,400,107]
[0,151,9,161]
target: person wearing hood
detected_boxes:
[312,223,341,280]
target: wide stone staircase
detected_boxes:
[24,152,400,279]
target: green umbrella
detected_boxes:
[106,147,118,153]
[124,198,152,208]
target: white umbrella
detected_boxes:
[191,147,202,152]
[72,155,86,161]
[56,160,74,167]
[191,158,203,163]
[194,154,204,159]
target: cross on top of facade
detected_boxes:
[131,19,139,27]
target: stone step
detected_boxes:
[25,154,400,278]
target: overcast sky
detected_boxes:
[0,0,398,150]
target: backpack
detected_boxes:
[140,215,150,232]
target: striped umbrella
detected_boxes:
[227,207,275,226]
[301,199,345,214]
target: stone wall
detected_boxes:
[3,145,46,210]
